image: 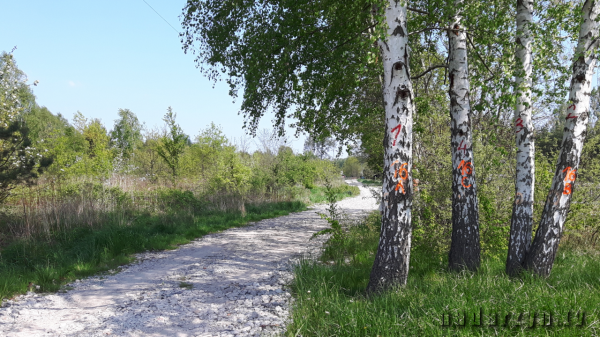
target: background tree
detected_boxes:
[183,122,230,183]
[132,127,167,182]
[110,108,143,163]
[156,107,187,183]
[0,121,53,202]
[59,112,113,177]
[303,135,336,159]
[255,129,289,157]
[0,52,52,201]
[342,156,362,177]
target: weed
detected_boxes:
[312,180,345,246]
[179,282,193,290]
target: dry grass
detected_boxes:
[0,174,309,248]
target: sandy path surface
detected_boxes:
[0,180,378,337]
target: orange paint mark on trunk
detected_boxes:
[562,167,577,195]
[390,160,409,194]
[458,160,473,189]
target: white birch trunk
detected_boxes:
[447,2,481,271]
[524,0,600,277]
[506,0,535,276]
[367,0,414,292]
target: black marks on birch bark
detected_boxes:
[403,47,411,79]
[574,72,587,84]
[390,61,405,85]
[382,41,390,52]
[394,85,411,106]
[392,25,405,37]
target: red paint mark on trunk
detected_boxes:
[566,113,578,120]
[457,140,468,154]
[391,124,402,146]
[515,117,524,133]
[566,104,578,120]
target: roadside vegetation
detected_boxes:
[356,178,381,186]
[308,184,360,204]
[288,211,600,336]
[0,52,360,301]
[285,98,600,335]
[0,200,306,299]
[6,0,600,328]
[179,1,600,334]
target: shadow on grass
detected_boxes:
[288,213,600,336]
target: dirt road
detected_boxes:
[0,180,378,336]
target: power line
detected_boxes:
[141,0,179,34]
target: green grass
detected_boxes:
[287,212,600,336]
[357,178,382,186]
[179,281,194,289]
[309,185,360,204]
[0,201,307,301]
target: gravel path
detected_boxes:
[0,180,378,337]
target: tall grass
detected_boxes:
[0,200,307,300]
[0,174,321,247]
[308,184,360,204]
[288,212,600,336]
[0,173,353,301]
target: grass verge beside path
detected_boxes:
[309,184,360,204]
[0,201,307,301]
[356,178,381,186]
[288,212,600,336]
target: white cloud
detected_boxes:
[68,80,76,87]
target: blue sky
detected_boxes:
[0,0,307,153]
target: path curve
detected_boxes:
[0,180,378,337]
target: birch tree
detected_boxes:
[181,0,426,291]
[524,0,600,276]
[506,0,535,277]
[446,1,481,271]
[366,1,415,292]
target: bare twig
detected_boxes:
[466,33,495,79]
[411,64,448,80]
[409,26,446,36]
[407,6,429,15]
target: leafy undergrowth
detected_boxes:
[0,201,307,301]
[288,212,600,336]
[309,184,360,204]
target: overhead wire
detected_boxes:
[141,0,180,34]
